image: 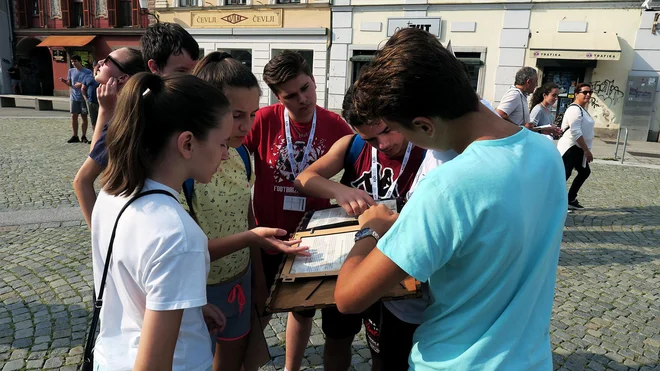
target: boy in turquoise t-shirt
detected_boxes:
[335,28,567,370]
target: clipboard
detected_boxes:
[295,198,404,232]
[279,225,362,282]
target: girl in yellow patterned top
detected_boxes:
[184,52,309,371]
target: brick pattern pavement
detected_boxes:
[1,117,659,370]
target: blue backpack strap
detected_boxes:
[236,144,252,182]
[182,178,195,214]
[344,134,365,169]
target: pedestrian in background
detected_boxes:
[557,82,595,210]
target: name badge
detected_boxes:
[283,196,306,212]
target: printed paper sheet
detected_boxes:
[290,232,356,275]
[305,199,398,229]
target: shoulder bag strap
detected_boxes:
[82,189,178,369]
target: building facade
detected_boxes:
[328,0,660,142]
[11,0,156,96]
[156,0,331,108]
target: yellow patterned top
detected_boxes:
[180,147,255,285]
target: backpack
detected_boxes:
[182,144,252,216]
[344,134,366,169]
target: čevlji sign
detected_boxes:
[191,9,283,28]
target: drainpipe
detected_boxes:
[1,0,15,93]
[325,6,332,110]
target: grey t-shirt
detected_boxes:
[530,104,555,127]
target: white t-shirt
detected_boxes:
[91,179,212,371]
[556,104,595,156]
[497,87,530,126]
[380,149,458,325]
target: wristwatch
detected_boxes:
[354,228,380,243]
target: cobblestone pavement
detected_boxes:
[1,115,660,371]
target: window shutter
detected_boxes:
[131,0,139,27]
[107,0,116,26]
[82,0,90,26]
[17,0,28,27]
[61,0,70,27]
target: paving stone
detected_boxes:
[25,359,43,369]
[43,356,63,368]
[9,350,27,360]
[1,359,24,371]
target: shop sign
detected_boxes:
[191,9,282,28]
[531,49,620,61]
[387,17,442,37]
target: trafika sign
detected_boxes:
[387,18,442,37]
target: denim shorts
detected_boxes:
[207,264,252,347]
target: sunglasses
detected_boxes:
[578,90,593,95]
[103,55,129,74]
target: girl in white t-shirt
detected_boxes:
[91,73,233,371]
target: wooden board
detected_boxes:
[265,275,421,313]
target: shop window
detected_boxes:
[225,0,246,4]
[454,52,483,93]
[31,0,38,15]
[217,48,253,70]
[117,0,132,26]
[108,0,140,27]
[350,50,377,85]
[270,49,314,104]
[278,0,300,3]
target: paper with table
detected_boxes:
[289,232,356,275]
[306,199,398,229]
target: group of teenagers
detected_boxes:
[74,22,569,371]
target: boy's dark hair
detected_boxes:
[192,51,261,94]
[71,55,82,62]
[341,85,365,127]
[102,73,230,197]
[119,47,147,76]
[263,51,312,95]
[353,28,479,128]
[140,22,199,70]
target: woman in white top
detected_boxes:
[91,73,232,371]
[556,82,596,210]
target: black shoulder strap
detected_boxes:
[82,189,177,369]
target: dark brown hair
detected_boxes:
[574,82,592,101]
[353,28,479,128]
[102,72,230,197]
[530,82,559,110]
[342,84,365,127]
[263,51,311,95]
[141,22,200,70]
[117,47,147,76]
[191,51,261,94]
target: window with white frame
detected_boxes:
[225,0,246,5]
[278,0,301,3]
[179,0,199,6]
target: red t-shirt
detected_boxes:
[340,135,426,200]
[244,104,353,235]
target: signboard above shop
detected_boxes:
[387,17,442,37]
[191,9,283,28]
[530,50,620,61]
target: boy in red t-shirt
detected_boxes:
[243,51,353,371]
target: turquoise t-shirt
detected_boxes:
[378,128,566,370]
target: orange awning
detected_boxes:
[37,36,96,47]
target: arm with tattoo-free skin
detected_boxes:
[335,204,408,314]
[294,135,376,216]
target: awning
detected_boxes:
[37,35,96,47]
[529,32,621,61]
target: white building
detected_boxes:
[328,0,660,142]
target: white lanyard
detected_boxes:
[284,107,316,178]
[370,142,413,201]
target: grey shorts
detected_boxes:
[10,79,20,87]
[207,264,252,345]
[70,100,88,115]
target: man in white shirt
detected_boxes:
[497,67,538,127]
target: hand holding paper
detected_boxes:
[334,186,376,216]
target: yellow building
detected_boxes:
[156,0,332,107]
[328,0,660,141]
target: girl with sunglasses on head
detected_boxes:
[557,82,595,210]
[91,72,232,371]
[186,52,308,371]
[74,48,146,229]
